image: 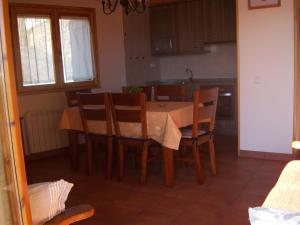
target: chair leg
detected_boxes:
[118,140,125,181]
[208,139,217,175]
[181,144,189,168]
[140,142,149,185]
[86,138,93,175]
[192,142,204,184]
[129,147,138,169]
[106,137,113,179]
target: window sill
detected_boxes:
[17,82,100,96]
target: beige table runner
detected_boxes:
[59,101,195,150]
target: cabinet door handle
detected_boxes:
[219,92,232,97]
[169,39,173,49]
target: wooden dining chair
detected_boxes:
[110,92,154,184]
[178,88,219,184]
[77,92,113,177]
[122,86,153,101]
[154,84,187,101]
[65,89,91,107]
[44,204,94,225]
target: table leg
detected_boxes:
[162,146,175,187]
[68,130,79,170]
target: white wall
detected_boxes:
[123,9,161,86]
[159,43,237,80]
[238,0,294,154]
[10,0,127,115]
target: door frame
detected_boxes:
[294,0,300,145]
[0,0,32,223]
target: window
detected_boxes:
[17,16,55,87]
[10,4,100,93]
[60,17,94,83]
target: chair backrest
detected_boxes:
[77,92,112,136]
[110,93,148,139]
[192,88,219,137]
[122,86,152,101]
[65,89,91,107]
[140,86,152,101]
[154,85,187,101]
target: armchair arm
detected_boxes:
[44,204,94,225]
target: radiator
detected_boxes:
[21,109,69,155]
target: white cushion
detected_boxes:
[29,179,73,225]
[249,207,300,225]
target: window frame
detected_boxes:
[10,4,100,94]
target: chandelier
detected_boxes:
[102,0,147,15]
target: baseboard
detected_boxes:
[239,150,295,162]
[25,147,69,162]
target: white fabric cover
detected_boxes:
[29,179,73,225]
[249,207,300,225]
[263,160,300,212]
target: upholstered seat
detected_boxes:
[180,128,207,139]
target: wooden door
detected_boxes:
[149,4,177,55]
[0,0,32,224]
[176,0,204,53]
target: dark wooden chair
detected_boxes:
[140,86,152,101]
[65,89,91,170]
[110,92,155,184]
[122,86,153,101]
[77,92,113,177]
[44,204,94,225]
[65,89,91,107]
[154,84,187,101]
[178,88,219,184]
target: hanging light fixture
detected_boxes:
[102,0,146,15]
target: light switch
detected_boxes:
[253,75,261,84]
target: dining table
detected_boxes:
[59,101,199,187]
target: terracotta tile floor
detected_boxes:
[26,135,287,225]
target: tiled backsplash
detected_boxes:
[159,43,237,79]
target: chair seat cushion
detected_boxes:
[180,127,207,138]
[29,179,73,225]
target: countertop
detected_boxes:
[146,78,237,86]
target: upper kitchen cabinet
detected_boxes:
[222,0,236,42]
[149,4,177,55]
[175,0,205,54]
[203,0,236,43]
[149,0,236,56]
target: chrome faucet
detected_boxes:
[185,68,194,82]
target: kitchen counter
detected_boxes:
[146,78,237,86]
